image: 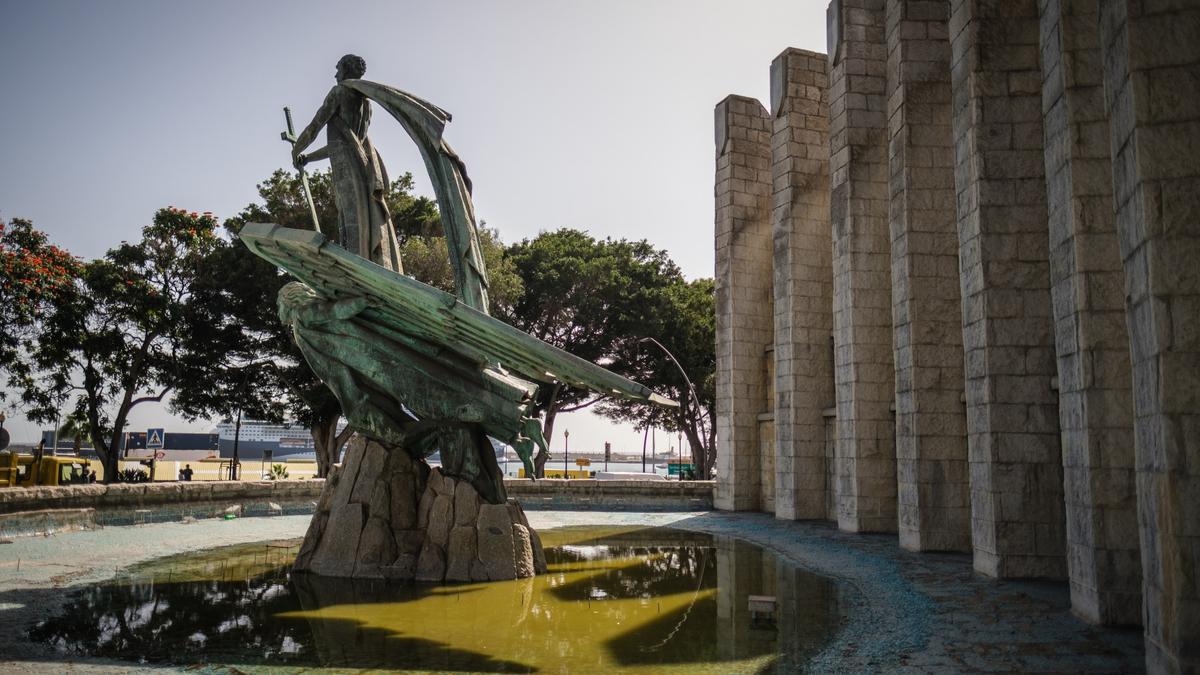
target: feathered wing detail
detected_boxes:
[343,79,491,314]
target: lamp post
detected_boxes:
[641,426,648,473]
[563,429,570,479]
[638,337,705,480]
[679,431,683,482]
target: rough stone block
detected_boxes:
[475,504,516,581]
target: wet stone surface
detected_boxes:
[0,510,1146,673]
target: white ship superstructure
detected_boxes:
[212,419,347,459]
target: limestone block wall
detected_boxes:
[948,0,1066,579]
[830,0,899,534]
[712,2,1200,669]
[1099,2,1200,669]
[885,0,971,553]
[759,345,776,513]
[758,415,777,511]
[770,47,836,521]
[1038,0,1141,626]
[714,95,774,512]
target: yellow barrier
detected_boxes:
[90,458,320,482]
[522,468,594,479]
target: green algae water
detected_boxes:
[29,526,839,673]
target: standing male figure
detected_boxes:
[291,54,403,271]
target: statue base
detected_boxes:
[293,436,547,581]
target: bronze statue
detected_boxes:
[290,54,404,272]
[247,60,674,580]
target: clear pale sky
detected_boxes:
[0,0,825,452]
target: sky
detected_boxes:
[0,0,826,453]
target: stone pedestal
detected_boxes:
[294,436,547,582]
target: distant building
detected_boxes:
[40,429,217,454]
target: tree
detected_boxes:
[500,229,686,476]
[56,409,94,452]
[0,218,81,403]
[398,224,523,313]
[175,168,355,477]
[16,208,219,482]
[595,279,716,479]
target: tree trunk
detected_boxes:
[104,453,119,484]
[677,399,714,480]
[682,423,708,479]
[533,385,561,478]
[311,415,352,478]
[311,416,337,478]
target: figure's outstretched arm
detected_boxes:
[301,145,330,164]
[292,88,338,164]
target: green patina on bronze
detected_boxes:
[243,76,674,506]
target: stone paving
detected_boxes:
[0,510,1144,673]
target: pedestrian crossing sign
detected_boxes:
[147,428,164,449]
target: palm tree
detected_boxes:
[57,411,92,452]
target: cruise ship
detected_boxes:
[214,419,510,465]
[213,419,347,460]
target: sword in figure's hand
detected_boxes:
[280,107,321,232]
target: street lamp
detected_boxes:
[563,429,570,479]
[638,337,705,481]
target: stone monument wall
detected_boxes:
[712,0,1200,668]
[885,0,970,554]
[770,48,835,522]
[714,95,774,512]
[1039,0,1140,626]
[829,0,899,535]
[1099,1,1200,669]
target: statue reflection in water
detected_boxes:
[29,531,838,671]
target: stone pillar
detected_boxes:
[830,0,898,533]
[771,47,835,521]
[948,0,1066,578]
[1099,3,1200,670]
[714,95,774,512]
[1039,0,1140,625]
[759,351,776,512]
[885,0,971,553]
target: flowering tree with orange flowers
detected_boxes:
[16,208,219,481]
[0,218,82,402]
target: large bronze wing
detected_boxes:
[241,223,678,409]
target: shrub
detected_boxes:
[117,468,149,483]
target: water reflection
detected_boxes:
[30,527,839,673]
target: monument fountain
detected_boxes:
[241,54,676,582]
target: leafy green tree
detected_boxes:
[16,208,219,482]
[595,279,716,479]
[398,224,523,313]
[500,229,689,477]
[176,168,359,476]
[0,218,81,402]
[56,409,94,452]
